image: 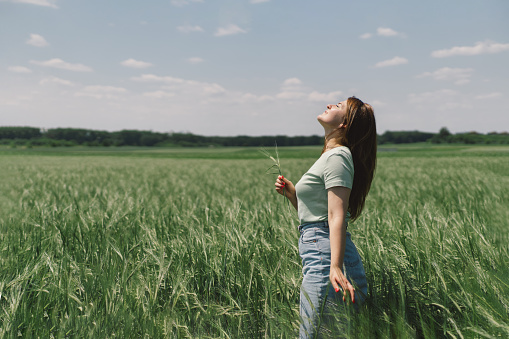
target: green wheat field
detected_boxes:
[0,145,508,338]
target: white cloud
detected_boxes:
[202,83,226,95]
[7,0,58,8]
[360,27,404,39]
[30,58,93,72]
[374,56,408,68]
[276,77,306,100]
[75,85,127,99]
[170,0,203,7]
[177,25,204,33]
[132,74,187,84]
[377,27,403,37]
[276,78,342,103]
[120,58,153,69]
[408,89,459,104]
[214,24,247,37]
[308,91,343,102]
[0,93,35,107]
[26,33,49,47]
[40,76,74,86]
[276,91,306,100]
[132,74,227,96]
[143,91,176,99]
[238,93,273,103]
[417,67,474,85]
[371,100,386,107]
[475,92,502,100]
[408,89,472,111]
[283,78,302,86]
[130,74,277,107]
[7,66,32,73]
[250,0,270,3]
[431,40,509,58]
[187,57,204,64]
[83,85,127,93]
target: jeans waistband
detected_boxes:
[298,221,329,233]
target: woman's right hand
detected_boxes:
[275,175,298,210]
[330,265,355,304]
[275,175,296,199]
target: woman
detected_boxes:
[275,96,376,337]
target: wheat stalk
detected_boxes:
[260,142,289,207]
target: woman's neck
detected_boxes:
[323,128,344,151]
[323,140,342,152]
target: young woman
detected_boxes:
[275,96,377,337]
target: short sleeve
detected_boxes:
[322,149,354,190]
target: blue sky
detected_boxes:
[1,0,508,136]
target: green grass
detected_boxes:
[0,145,323,159]
[0,145,508,337]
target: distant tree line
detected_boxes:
[427,127,509,144]
[376,128,509,145]
[1,126,508,148]
[0,127,323,147]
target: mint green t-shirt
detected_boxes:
[295,146,354,225]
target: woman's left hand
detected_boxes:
[330,265,355,304]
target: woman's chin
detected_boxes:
[317,117,330,128]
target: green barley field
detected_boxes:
[0,145,508,338]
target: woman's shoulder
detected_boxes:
[324,146,352,159]
[324,147,354,171]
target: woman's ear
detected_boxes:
[338,123,347,129]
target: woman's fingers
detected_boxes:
[332,272,356,304]
[342,281,355,304]
[274,181,285,196]
[275,176,286,190]
[277,176,286,186]
[343,280,355,304]
[330,277,340,293]
[330,271,344,294]
[347,282,355,304]
[275,175,294,199]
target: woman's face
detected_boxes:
[317,100,348,129]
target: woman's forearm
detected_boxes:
[327,187,350,268]
[329,216,347,268]
[275,176,298,210]
[289,195,298,211]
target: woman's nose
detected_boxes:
[327,104,331,109]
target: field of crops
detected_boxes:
[0,145,508,338]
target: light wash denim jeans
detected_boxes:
[299,221,368,338]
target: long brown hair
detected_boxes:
[322,96,377,221]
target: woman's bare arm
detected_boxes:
[327,186,355,303]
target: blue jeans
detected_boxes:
[299,221,368,338]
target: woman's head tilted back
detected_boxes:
[336,96,377,221]
[341,97,377,159]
